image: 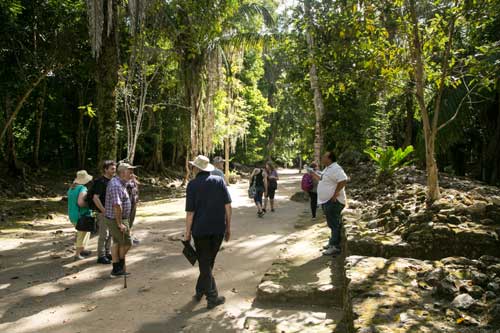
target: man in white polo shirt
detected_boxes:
[309,151,348,256]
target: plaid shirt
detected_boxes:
[105,176,131,219]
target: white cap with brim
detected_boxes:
[213,156,225,164]
[117,162,138,173]
[74,170,93,185]
[190,155,215,172]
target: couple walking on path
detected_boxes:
[249,162,279,218]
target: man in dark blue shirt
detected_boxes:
[185,155,232,310]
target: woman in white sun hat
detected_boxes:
[67,170,94,260]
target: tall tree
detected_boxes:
[407,0,458,202]
[86,0,120,166]
[304,0,325,163]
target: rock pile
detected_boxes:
[343,163,500,259]
[339,162,500,332]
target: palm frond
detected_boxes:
[231,3,275,28]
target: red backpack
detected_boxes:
[301,173,314,192]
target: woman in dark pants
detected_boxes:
[264,162,279,212]
[250,167,268,218]
[309,162,319,219]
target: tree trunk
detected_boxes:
[183,147,190,186]
[171,142,177,167]
[148,110,164,171]
[96,0,119,167]
[33,83,46,167]
[4,97,20,175]
[304,0,325,163]
[403,89,414,148]
[408,0,441,202]
[425,135,440,202]
[224,137,230,177]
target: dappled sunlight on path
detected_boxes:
[0,169,308,333]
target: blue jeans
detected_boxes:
[322,201,345,247]
[254,186,264,205]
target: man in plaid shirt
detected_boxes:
[105,162,136,277]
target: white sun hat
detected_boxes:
[74,170,93,185]
[189,155,215,172]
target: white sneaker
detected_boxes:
[322,246,341,256]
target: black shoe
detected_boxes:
[110,269,125,278]
[105,253,113,261]
[110,267,130,278]
[193,293,204,302]
[207,296,225,309]
[97,256,112,264]
[80,250,91,257]
[271,208,275,212]
[262,209,267,213]
[258,211,264,218]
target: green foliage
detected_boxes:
[364,145,414,177]
[0,0,498,186]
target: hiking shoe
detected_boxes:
[322,246,341,256]
[207,296,226,310]
[110,269,130,278]
[97,256,112,265]
[105,253,113,261]
[74,255,85,261]
[193,293,204,302]
[80,250,91,257]
[110,269,125,278]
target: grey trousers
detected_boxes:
[97,213,111,257]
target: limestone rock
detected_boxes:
[447,215,461,225]
[435,276,458,299]
[488,263,500,275]
[484,291,497,301]
[451,293,475,310]
[487,304,500,326]
[487,282,500,293]
[491,196,500,206]
[466,202,488,215]
[471,271,489,287]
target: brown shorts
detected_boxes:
[104,217,132,246]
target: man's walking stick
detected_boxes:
[122,231,127,289]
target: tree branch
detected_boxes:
[437,79,476,132]
[0,67,53,145]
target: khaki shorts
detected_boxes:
[104,217,132,246]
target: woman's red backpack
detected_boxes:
[301,173,314,192]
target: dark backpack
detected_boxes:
[301,173,314,192]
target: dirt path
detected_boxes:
[0,170,309,333]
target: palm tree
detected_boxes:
[162,1,274,178]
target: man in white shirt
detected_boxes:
[309,151,348,256]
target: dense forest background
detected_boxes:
[0,0,499,190]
